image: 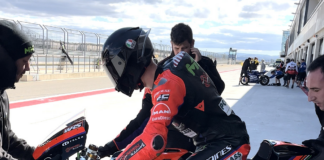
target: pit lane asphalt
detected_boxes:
[8,64,318,159]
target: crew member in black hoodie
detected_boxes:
[0,20,35,160]
[239,58,251,85]
[303,55,324,159]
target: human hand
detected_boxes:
[97,141,119,158]
[191,48,201,62]
[302,139,324,159]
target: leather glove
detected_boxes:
[97,141,119,158]
[302,139,324,160]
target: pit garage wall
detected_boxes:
[287,0,324,65]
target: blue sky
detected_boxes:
[0,0,298,56]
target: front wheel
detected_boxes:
[260,76,269,86]
[240,76,250,85]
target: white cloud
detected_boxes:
[0,0,297,54]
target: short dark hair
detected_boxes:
[301,59,305,61]
[170,23,193,45]
[308,55,324,74]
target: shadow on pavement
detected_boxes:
[231,80,319,158]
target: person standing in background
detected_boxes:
[297,59,307,88]
[260,59,266,72]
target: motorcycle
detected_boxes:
[240,70,270,86]
[33,114,318,160]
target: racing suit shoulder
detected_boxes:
[116,72,186,160]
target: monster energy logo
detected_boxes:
[25,46,34,54]
[186,58,199,76]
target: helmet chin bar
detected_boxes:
[116,62,147,97]
[137,79,145,92]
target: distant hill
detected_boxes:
[236,53,280,61]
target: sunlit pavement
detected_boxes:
[8,65,318,159]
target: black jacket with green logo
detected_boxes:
[0,42,34,160]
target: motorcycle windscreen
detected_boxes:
[33,109,88,160]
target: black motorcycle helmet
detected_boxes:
[102,27,154,97]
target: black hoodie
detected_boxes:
[0,48,35,160]
[0,20,35,160]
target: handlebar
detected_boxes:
[77,144,100,160]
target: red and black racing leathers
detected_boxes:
[108,56,225,154]
[116,52,250,160]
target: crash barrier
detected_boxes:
[1,18,229,74]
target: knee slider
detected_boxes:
[152,135,164,151]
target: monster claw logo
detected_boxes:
[25,45,34,54]
[186,59,199,76]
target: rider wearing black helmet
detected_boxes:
[98,23,226,158]
[100,27,250,160]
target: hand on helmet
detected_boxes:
[97,141,119,158]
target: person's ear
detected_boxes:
[191,39,195,48]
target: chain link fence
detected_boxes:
[1,18,229,74]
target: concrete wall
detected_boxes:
[20,71,106,82]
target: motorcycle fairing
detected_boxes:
[33,117,88,160]
[252,140,316,160]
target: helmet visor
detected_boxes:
[137,28,151,62]
[102,48,125,87]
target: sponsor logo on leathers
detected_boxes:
[172,122,197,138]
[157,94,169,102]
[200,72,211,87]
[153,89,170,99]
[219,99,232,116]
[119,140,146,160]
[225,152,242,160]
[152,116,171,121]
[152,103,171,116]
[186,58,200,76]
[206,145,232,160]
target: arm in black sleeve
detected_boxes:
[198,56,225,95]
[7,130,34,160]
[113,89,153,150]
[0,92,34,160]
[316,105,324,139]
[0,147,17,160]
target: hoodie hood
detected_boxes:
[0,46,16,93]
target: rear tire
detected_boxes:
[260,76,269,86]
[240,76,250,85]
